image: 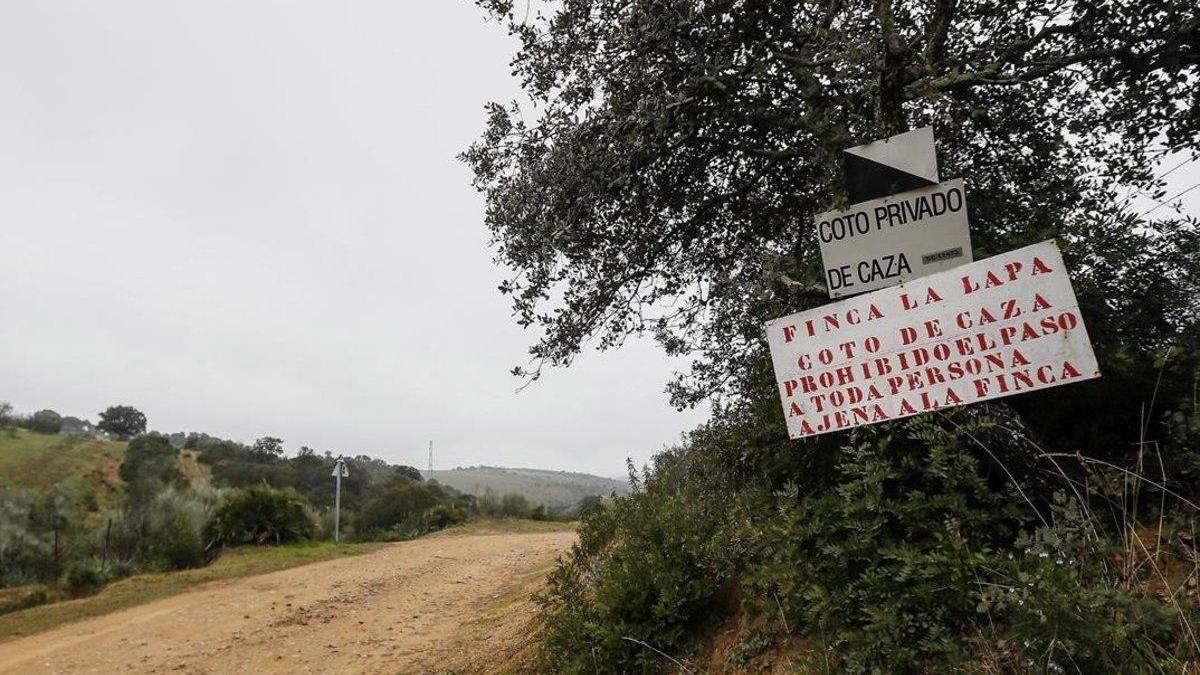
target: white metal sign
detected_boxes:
[844,126,939,204]
[816,178,973,298]
[766,240,1100,439]
[845,127,939,183]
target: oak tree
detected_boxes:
[97,405,147,440]
[465,0,1199,455]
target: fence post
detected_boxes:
[102,518,112,569]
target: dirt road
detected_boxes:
[0,528,575,674]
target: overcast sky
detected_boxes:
[0,1,709,478]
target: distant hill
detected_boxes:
[425,466,630,509]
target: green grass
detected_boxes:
[0,540,384,644]
[0,430,126,511]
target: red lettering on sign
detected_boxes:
[783,380,800,397]
[973,378,989,397]
[924,319,943,338]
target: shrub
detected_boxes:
[478,490,534,519]
[0,402,15,435]
[97,486,217,570]
[120,434,183,507]
[423,504,469,530]
[104,559,137,581]
[98,509,143,563]
[143,487,213,569]
[28,410,62,434]
[0,489,56,586]
[194,438,241,465]
[357,478,442,537]
[205,485,314,547]
[500,493,531,518]
[0,585,56,615]
[477,488,500,515]
[151,513,206,569]
[538,483,719,671]
[573,495,603,519]
[64,558,107,597]
[716,414,1036,670]
[538,405,1200,672]
[312,506,341,541]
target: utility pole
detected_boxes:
[427,440,433,476]
[331,457,348,543]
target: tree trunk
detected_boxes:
[874,0,909,135]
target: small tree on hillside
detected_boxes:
[250,436,284,461]
[60,416,92,435]
[0,402,16,436]
[120,433,183,507]
[393,465,423,482]
[28,410,63,434]
[97,405,146,440]
[500,492,531,519]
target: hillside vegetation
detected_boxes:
[0,431,126,517]
[426,466,628,510]
[0,407,508,620]
[0,430,209,518]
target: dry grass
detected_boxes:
[430,517,577,538]
[0,540,384,644]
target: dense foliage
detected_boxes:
[204,485,314,547]
[467,0,1200,671]
[0,420,512,609]
[28,410,62,434]
[96,405,146,439]
[357,472,470,538]
[0,402,15,435]
[119,433,185,507]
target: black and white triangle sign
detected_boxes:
[844,127,939,204]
